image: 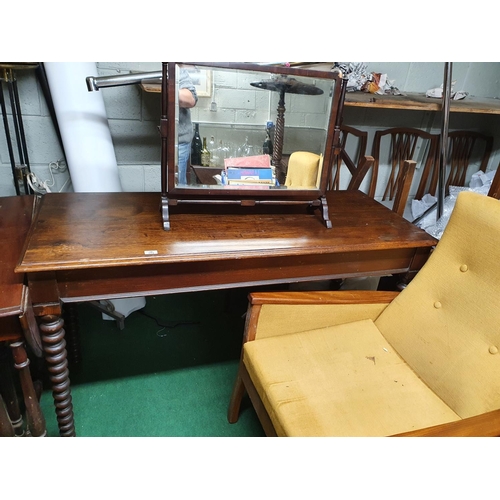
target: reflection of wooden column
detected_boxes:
[251,76,323,186]
[272,89,286,169]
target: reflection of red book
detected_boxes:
[224,155,271,170]
[223,184,272,190]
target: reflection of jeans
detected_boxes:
[178,142,190,185]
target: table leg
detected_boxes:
[0,347,24,436]
[0,392,15,437]
[10,341,47,437]
[63,304,82,367]
[39,314,75,437]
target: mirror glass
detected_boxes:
[173,63,335,191]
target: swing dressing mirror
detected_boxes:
[160,62,347,230]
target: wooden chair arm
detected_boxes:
[393,409,500,437]
[244,290,399,342]
[347,155,374,191]
[249,290,399,306]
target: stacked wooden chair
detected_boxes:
[328,125,371,191]
[369,127,440,208]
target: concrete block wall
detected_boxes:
[0,67,67,196]
[0,62,164,197]
[1,62,500,215]
[192,66,333,165]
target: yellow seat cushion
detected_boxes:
[244,319,460,436]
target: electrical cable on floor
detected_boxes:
[27,172,51,193]
[138,310,200,338]
[26,159,71,194]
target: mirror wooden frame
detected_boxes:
[160,62,347,230]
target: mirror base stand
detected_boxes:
[319,195,332,229]
[161,195,170,231]
[160,195,332,230]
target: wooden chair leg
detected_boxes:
[10,341,46,437]
[227,366,246,424]
[0,347,24,436]
[0,392,15,437]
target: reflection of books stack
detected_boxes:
[224,155,274,186]
[227,167,273,185]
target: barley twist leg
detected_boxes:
[39,314,75,437]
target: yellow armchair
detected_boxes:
[228,191,500,436]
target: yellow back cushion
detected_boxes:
[376,191,500,418]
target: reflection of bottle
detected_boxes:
[208,136,217,167]
[191,123,202,165]
[201,137,210,167]
[217,140,226,168]
[238,136,250,157]
[263,130,273,156]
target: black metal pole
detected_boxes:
[9,74,32,194]
[438,62,453,220]
[0,78,21,195]
[12,77,31,170]
[6,75,26,166]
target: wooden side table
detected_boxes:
[0,195,46,437]
[17,190,437,437]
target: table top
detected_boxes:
[1,195,36,316]
[16,190,437,274]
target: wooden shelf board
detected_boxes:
[140,81,161,93]
[140,81,500,115]
[344,91,500,115]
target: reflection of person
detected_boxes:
[178,68,198,185]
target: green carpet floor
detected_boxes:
[39,288,267,437]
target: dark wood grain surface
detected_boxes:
[15,190,437,305]
[17,190,436,272]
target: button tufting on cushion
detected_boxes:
[434,301,442,309]
[460,264,468,272]
[489,346,498,355]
